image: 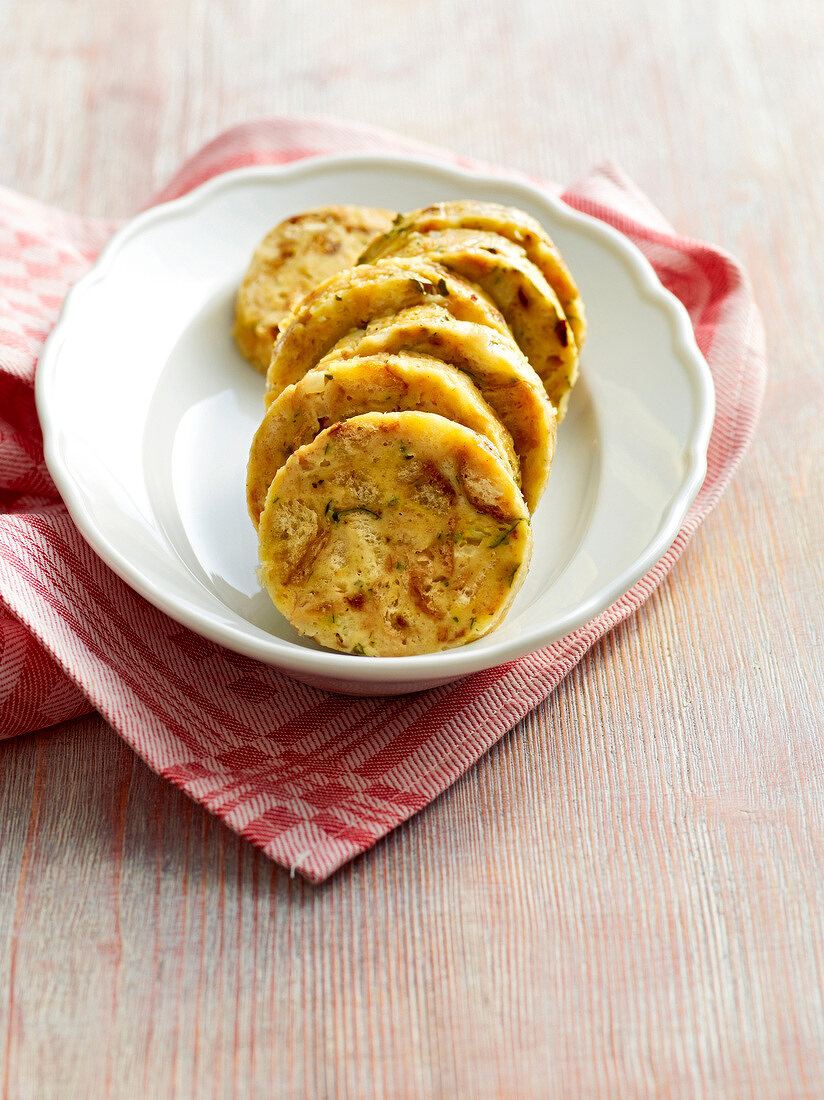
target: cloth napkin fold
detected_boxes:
[0,117,765,882]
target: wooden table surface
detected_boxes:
[2,1,823,1096]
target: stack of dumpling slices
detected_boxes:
[235,201,585,657]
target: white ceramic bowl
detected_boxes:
[36,154,714,695]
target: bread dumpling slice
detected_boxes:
[246,351,519,527]
[361,199,586,352]
[264,258,510,403]
[257,411,532,657]
[325,303,555,512]
[233,205,396,373]
[358,227,578,419]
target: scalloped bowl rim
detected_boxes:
[36,152,715,688]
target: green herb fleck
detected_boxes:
[351,643,366,656]
[324,373,333,380]
[331,505,382,522]
[437,277,449,296]
[335,293,342,301]
[490,520,523,548]
[395,561,406,570]
[409,275,435,295]
[507,565,519,587]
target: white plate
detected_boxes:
[36,154,714,695]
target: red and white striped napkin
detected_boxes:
[0,117,765,881]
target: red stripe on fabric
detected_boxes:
[351,663,516,780]
[150,147,321,205]
[0,533,278,758]
[241,805,304,845]
[563,191,740,353]
[0,122,767,880]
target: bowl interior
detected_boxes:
[37,155,713,690]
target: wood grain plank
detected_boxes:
[2,0,824,1095]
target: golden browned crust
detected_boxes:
[233,205,396,373]
[357,227,578,419]
[257,411,532,656]
[264,258,510,403]
[246,351,520,527]
[360,198,586,352]
[324,303,556,511]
